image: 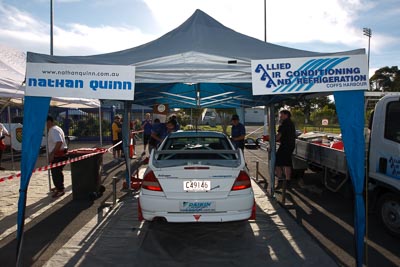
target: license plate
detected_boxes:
[180,201,216,212]
[183,180,211,191]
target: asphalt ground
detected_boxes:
[245,147,400,267]
[0,141,338,267]
[0,139,399,266]
[0,141,133,266]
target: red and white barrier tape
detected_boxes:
[106,130,144,153]
[131,129,144,134]
[1,132,145,183]
[0,148,107,183]
[0,172,21,183]
[107,140,122,153]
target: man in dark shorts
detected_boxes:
[275,110,296,188]
[112,115,122,162]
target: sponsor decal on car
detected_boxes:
[180,201,216,212]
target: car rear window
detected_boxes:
[153,136,240,167]
[163,136,231,151]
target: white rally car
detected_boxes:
[139,131,255,222]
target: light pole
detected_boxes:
[50,0,54,55]
[363,27,371,70]
[264,0,267,42]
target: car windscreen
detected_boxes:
[153,136,240,167]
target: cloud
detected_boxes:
[53,23,156,55]
[56,0,81,3]
[142,0,390,52]
[0,2,156,55]
[0,0,398,71]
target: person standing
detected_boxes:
[165,118,177,135]
[141,113,152,155]
[112,115,122,162]
[47,116,68,198]
[149,118,166,152]
[230,114,246,152]
[275,110,296,188]
[170,114,180,131]
[0,123,10,170]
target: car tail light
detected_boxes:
[142,171,163,191]
[231,171,251,191]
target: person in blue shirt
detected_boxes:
[141,113,153,155]
[165,119,177,135]
[170,114,180,131]
[149,118,166,151]
[230,114,246,151]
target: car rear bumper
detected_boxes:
[140,193,254,222]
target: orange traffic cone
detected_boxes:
[122,169,142,190]
[129,131,135,158]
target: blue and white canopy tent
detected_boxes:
[19,9,366,266]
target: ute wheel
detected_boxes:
[377,192,400,238]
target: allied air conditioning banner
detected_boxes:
[26,63,135,100]
[251,55,368,95]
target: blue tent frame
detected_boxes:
[18,9,366,267]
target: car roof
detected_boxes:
[168,131,227,138]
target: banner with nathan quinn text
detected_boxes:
[251,55,368,95]
[26,63,135,100]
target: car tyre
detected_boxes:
[377,192,400,238]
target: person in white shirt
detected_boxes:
[0,123,10,170]
[47,116,68,198]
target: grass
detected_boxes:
[302,125,341,134]
[182,125,224,132]
[187,124,343,136]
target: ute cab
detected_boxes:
[368,94,400,237]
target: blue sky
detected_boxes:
[1,0,399,76]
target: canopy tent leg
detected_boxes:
[45,118,51,192]
[122,101,132,189]
[268,105,276,197]
[263,106,268,138]
[7,106,15,170]
[98,103,103,147]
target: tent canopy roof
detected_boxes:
[27,9,365,108]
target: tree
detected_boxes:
[215,108,236,134]
[172,110,190,127]
[370,66,400,92]
[284,96,334,124]
[291,108,307,128]
[310,105,337,125]
[180,108,205,129]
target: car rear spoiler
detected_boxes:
[154,149,240,155]
[153,149,241,161]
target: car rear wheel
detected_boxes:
[377,192,400,238]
